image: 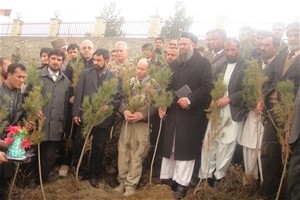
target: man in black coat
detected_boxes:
[284,23,300,200]
[259,22,300,199]
[72,48,123,188]
[159,32,212,199]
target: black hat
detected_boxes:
[286,22,300,35]
[180,31,198,45]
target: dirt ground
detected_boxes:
[9,164,260,200]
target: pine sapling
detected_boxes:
[241,60,267,183]
[75,78,118,187]
[22,63,49,200]
[147,65,173,184]
[272,80,295,200]
[195,74,229,194]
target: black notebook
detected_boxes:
[175,85,192,98]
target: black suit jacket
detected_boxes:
[72,67,123,129]
[289,86,300,144]
[263,52,300,101]
[215,58,248,122]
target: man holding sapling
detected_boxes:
[198,38,247,187]
[72,49,123,188]
[114,58,160,197]
[27,49,70,184]
[158,32,212,199]
[258,22,300,199]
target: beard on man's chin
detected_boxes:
[94,64,106,73]
[178,48,194,63]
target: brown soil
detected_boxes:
[10,165,260,200]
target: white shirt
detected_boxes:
[48,68,59,81]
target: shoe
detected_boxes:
[161,178,178,191]
[89,178,99,188]
[174,184,188,199]
[114,183,125,193]
[105,164,117,175]
[201,178,215,187]
[59,165,69,177]
[124,186,136,197]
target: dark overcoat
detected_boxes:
[162,51,212,160]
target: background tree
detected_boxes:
[160,1,193,38]
[100,1,125,37]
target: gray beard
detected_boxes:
[177,48,194,63]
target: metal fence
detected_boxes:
[0,20,274,38]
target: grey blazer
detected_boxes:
[40,67,70,141]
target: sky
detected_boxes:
[1,0,299,24]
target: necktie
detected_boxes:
[52,73,57,81]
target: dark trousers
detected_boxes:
[0,160,15,198]
[33,141,60,183]
[73,125,108,179]
[59,103,77,166]
[287,136,300,200]
[260,118,283,199]
[148,113,164,170]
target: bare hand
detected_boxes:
[131,112,144,122]
[69,96,75,104]
[255,101,264,114]
[99,105,108,111]
[216,96,230,108]
[144,86,155,96]
[0,151,7,163]
[25,121,36,132]
[73,116,81,125]
[123,110,134,121]
[158,107,166,119]
[177,97,189,109]
[37,111,43,120]
[0,140,8,149]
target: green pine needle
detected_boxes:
[81,78,118,137]
[0,95,10,134]
[69,55,85,88]
[242,60,268,110]
[273,79,296,162]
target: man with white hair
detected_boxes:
[60,39,94,177]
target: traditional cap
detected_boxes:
[286,22,300,35]
[51,38,67,49]
[180,31,198,45]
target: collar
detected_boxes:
[47,67,59,77]
[95,67,108,77]
[3,81,18,93]
[213,49,224,55]
[136,75,151,84]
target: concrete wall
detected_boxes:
[0,36,205,64]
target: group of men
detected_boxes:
[0,20,300,200]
